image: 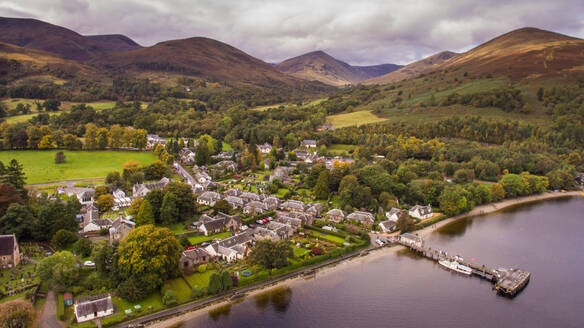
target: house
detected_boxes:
[74,294,114,323]
[257,143,272,154]
[243,201,268,215]
[82,203,99,228]
[181,247,212,271]
[301,139,317,148]
[109,215,135,242]
[346,211,375,226]
[197,191,222,207]
[293,150,308,160]
[386,208,404,222]
[225,195,244,209]
[204,231,253,262]
[270,166,293,183]
[146,134,166,149]
[241,192,261,203]
[280,200,307,212]
[83,219,113,233]
[180,148,196,165]
[287,211,314,226]
[326,209,345,223]
[378,220,396,233]
[198,212,242,236]
[132,177,170,198]
[113,189,132,209]
[306,203,325,217]
[212,150,235,160]
[214,160,237,172]
[275,216,303,230]
[224,188,242,197]
[0,234,22,268]
[263,196,280,211]
[65,187,94,205]
[400,233,424,248]
[409,205,433,220]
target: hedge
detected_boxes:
[57,293,65,321]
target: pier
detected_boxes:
[394,234,531,297]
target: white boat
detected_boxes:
[439,259,473,275]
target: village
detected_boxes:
[0,134,441,325]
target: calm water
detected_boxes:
[180,196,584,328]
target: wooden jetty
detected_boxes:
[395,234,531,297]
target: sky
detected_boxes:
[1,0,583,65]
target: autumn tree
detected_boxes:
[116,225,182,301]
[136,199,155,226]
[97,194,114,212]
[0,300,34,328]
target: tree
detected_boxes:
[1,159,27,194]
[128,197,143,217]
[453,169,475,184]
[96,128,109,150]
[116,225,182,301]
[145,189,164,223]
[72,238,93,257]
[63,134,82,149]
[195,139,209,166]
[439,185,473,216]
[164,182,195,219]
[0,185,24,218]
[54,151,66,164]
[160,192,179,225]
[97,194,114,212]
[38,251,80,289]
[92,241,117,278]
[178,235,191,248]
[250,239,293,269]
[42,99,61,111]
[489,183,506,201]
[142,160,169,180]
[0,300,34,328]
[499,174,527,198]
[162,289,178,305]
[106,171,123,188]
[136,199,155,226]
[396,213,416,233]
[213,199,231,215]
[83,123,99,150]
[51,229,78,250]
[313,170,330,200]
[109,124,124,148]
[0,203,33,240]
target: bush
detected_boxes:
[197,264,207,273]
[191,287,205,299]
[162,289,177,306]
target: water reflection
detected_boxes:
[209,304,232,321]
[253,286,293,313]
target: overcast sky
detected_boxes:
[1,0,583,65]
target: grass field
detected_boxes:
[187,231,231,245]
[327,110,387,128]
[307,230,347,245]
[327,144,355,155]
[167,223,191,235]
[184,270,215,288]
[0,150,158,184]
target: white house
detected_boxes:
[386,208,404,222]
[409,205,433,220]
[74,294,114,323]
[301,139,317,148]
[197,191,222,206]
[257,143,272,154]
[378,220,396,233]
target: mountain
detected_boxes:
[367,27,584,84]
[0,41,100,83]
[0,17,141,61]
[92,37,329,89]
[440,27,584,79]
[365,51,458,84]
[275,51,401,86]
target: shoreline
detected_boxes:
[140,191,583,327]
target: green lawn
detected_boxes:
[167,277,192,303]
[307,230,347,245]
[184,270,216,288]
[0,150,158,184]
[327,144,355,155]
[327,110,388,128]
[187,232,231,245]
[167,223,191,235]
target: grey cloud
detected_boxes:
[1,0,583,65]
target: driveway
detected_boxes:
[40,291,62,328]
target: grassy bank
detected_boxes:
[0,150,157,184]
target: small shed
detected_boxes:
[63,292,73,306]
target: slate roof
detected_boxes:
[75,294,113,318]
[346,211,375,223]
[327,209,345,217]
[0,235,16,256]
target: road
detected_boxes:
[40,291,62,328]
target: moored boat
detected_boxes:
[439,259,473,275]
